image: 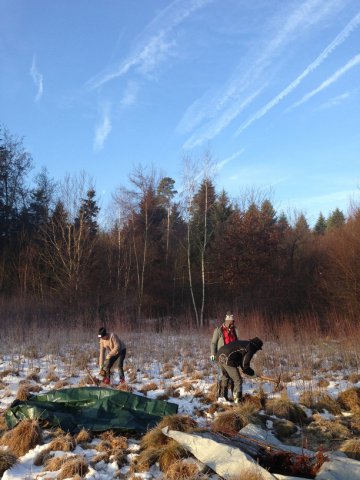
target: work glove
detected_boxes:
[210,355,215,362]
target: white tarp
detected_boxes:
[315,455,360,480]
[162,426,277,480]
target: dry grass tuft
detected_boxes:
[337,387,360,412]
[54,380,70,389]
[140,426,169,451]
[212,405,254,436]
[26,370,40,382]
[15,383,32,401]
[158,439,188,473]
[44,454,71,472]
[0,412,8,432]
[165,460,200,480]
[272,418,297,439]
[229,466,270,479]
[303,416,350,450]
[91,452,110,465]
[1,419,43,456]
[157,414,198,433]
[299,391,341,415]
[0,451,18,476]
[48,433,76,452]
[339,438,360,460]
[139,382,158,394]
[57,455,89,479]
[133,446,160,472]
[75,428,92,444]
[45,367,59,383]
[265,397,307,424]
[33,448,53,466]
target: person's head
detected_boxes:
[250,337,263,351]
[98,327,109,340]
[224,311,234,326]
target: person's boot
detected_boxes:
[223,386,229,401]
[103,376,111,385]
[234,393,243,404]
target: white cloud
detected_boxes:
[178,0,346,147]
[86,0,213,90]
[291,53,360,108]
[120,81,139,107]
[235,11,360,136]
[183,88,263,149]
[216,148,245,171]
[317,91,352,109]
[30,56,43,102]
[94,103,112,151]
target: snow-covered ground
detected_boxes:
[0,329,359,479]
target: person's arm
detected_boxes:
[242,346,255,376]
[108,333,121,357]
[99,341,105,367]
[210,328,220,355]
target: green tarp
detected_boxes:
[5,386,178,434]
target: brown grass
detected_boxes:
[339,438,360,460]
[26,370,40,382]
[133,446,160,472]
[15,383,32,401]
[337,387,360,412]
[0,451,18,476]
[139,382,158,394]
[48,433,76,452]
[229,466,271,479]
[1,419,43,456]
[57,455,89,479]
[44,454,71,471]
[158,439,188,473]
[265,397,307,424]
[75,428,92,444]
[0,412,8,432]
[140,426,169,451]
[212,402,256,436]
[157,414,198,433]
[299,391,341,415]
[165,460,200,480]
[33,448,53,466]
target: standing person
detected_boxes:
[216,337,263,403]
[98,327,126,385]
[210,312,239,401]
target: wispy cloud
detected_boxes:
[30,56,43,102]
[216,148,245,171]
[291,53,360,108]
[235,11,360,136]
[183,88,263,149]
[94,102,112,151]
[120,81,139,107]
[86,0,213,90]
[317,91,352,109]
[179,0,346,148]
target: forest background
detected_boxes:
[1,125,359,332]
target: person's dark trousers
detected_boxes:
[104,348,126,382]
[221,364,243,399]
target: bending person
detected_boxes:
[216,337,263,403]
[98,327,126,385]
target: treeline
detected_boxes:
[1,126,359,326]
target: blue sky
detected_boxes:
[1,0,360,225]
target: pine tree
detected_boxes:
[314,212,327,235]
